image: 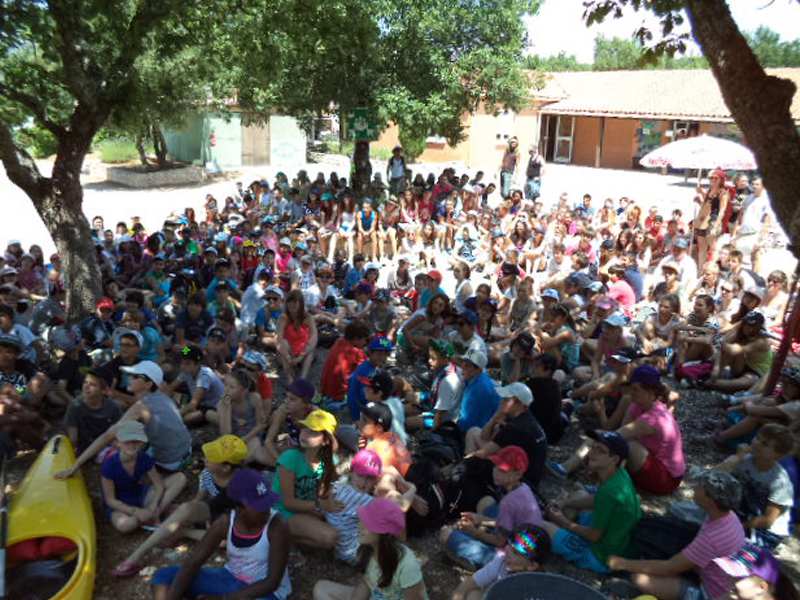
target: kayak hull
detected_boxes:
[7,435,96,600]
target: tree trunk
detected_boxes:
[352,140,372,198]
[686,0,800,254]
[0,123,103,322]
[135,131,148,167]
[152,123,168,168]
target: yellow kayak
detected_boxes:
[6,435,96,600]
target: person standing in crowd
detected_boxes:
[499,137,520,199]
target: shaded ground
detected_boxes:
[5,345,799,599]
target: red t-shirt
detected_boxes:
[320,338,367,401]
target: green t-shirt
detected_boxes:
[271,448,325,517]
[365,544,428,600]
[591,467,641,563]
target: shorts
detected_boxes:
[444,504,500,570]
[630,453,682,496]
[551,512,610,573]
[151,565,280,599]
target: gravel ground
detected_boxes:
[5,348,800,599]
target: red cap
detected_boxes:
[710,168,727,181]
[489,445,529,473]
[96,297,115,311]
[427,270,442,283]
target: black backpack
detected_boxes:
[404,457,465,537]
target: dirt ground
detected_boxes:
[5,345,800,599]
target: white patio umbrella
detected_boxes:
[639,134,757,171]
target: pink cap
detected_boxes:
[351,449,382,478]
[357,498,405,536]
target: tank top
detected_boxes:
[284,320,310,356]
[225,510,292,598]
[142,392,192,466]
[360,210,374,229]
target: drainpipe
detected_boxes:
[597,117,606,168]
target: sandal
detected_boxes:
[112,560,144,578]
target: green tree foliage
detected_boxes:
[524,52,591,71]
[746,26,800,68]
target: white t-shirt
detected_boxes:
[738,191,771,236]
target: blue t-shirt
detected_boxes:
[101,449,155,507]
[458,371,500,432]
[624,267,644,302]
[344,267,365,295]
[347,359,375,420]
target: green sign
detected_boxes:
[347,107,379,141]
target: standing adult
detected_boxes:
[386,145,407,196]
[524,145,544,201]
[499,137,520,200]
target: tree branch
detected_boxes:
[0,121,50,201]
[0,83,66,137]
[46,0,99,109]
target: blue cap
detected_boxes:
[630,364,661,386]
[368,337,394,352]
[541,288,560,301]
[604,313,626,328]
[458,309,479,325]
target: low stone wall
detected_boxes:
[106,165,205,188]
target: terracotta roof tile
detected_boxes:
[530,68,800,122]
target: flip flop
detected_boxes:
[112,560,144,578]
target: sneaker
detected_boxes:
[546,460,567,479]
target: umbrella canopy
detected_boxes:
[485,573,608,600]
[639,134,757,171]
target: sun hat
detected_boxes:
[357,498,406,536]
[287,378,316,402]
[297,409,337,435]
[351,449,383,478]
[461,348,488,370]
[227,468,280,512]
[489,446,529,473]
[496,382,533,407]
[120,360,163,386]
[116,420,148,443]
[368,336,394,352]
[586,429,629,461]
[202,435,248,465]
[713,544,779,586]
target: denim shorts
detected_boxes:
[444,503,500,569]
[151,566,279,599]
[551,512,610,574]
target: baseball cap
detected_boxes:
[0,266,17,277]
[116,420,148,443]
[361,401,393,431]
[297,409,337,435]
[541,288,560,301]
[227,468,280,512]
[500,262,518,277]
[743,310,766,327]
[661,259,682,274]
[287,378,316,402]
[207,327,227,341]
[673,237,689,249]
[586,429,629,461]
[713,545,780,586]
[508,525,551,563]
[50,326,81,352]
[355,282,374,296]
[630,364,661,386]
[489,446,529,473]
[203,246,218,255]
[595,295,617,311]
[351,449,383,478]
[120,360,164,386]
[179,344,203,362]
[368,336,394,352]
[496,382,533,407]
[457,309,478,325]
[461,348,488,370]
[359,369,394,398]
[365,262,381,272]
[202,435,248,465]
[264,285,284,300]
[96,297,115,311]
[586,281,604,293]
[603,313,626,328]
[744,286,765,301]
[118,329,144,348]
[375,288,391,303]
[566,272,592,289]
[357,497,405,536]
[279,237,291,246]
[300,255,313,265]
[609,347,639,364]
[427,270,443,283]
[242,349,268,371]
[512,332,535,354]
[429,338,455,358]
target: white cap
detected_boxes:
[0,266,17,277]
[264,285,284,299]
[121,360,164,386]
[461,348,488,370]
[496,382,533,406]
[745,286,765,301]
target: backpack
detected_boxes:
[631,515,699,560]
[404,454,465,536]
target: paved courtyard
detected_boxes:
[2,157,796,274]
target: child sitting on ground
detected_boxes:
[441,446,544,571]
[100,420,186,534]
[453,525,551,600]
[63,368,121,454]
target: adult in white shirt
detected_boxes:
[734,177,773,267]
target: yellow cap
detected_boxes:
[297,409,337,435]
[202,435,248,465]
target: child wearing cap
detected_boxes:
[101,420,187,534]
[313,497,428,600]
[367,289,398,340]
[114,434,249,577]
[152,468,292,600]
[347,336,394,421]
[270,409,342,549]
[361,368,408,445]
[453,525,551,600]
[442,445,544,570]
[357,401,412,478]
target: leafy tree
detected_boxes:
[524,52,591,71]
[746,26,800,68]
[594,35,645,70]
[584,0,800,252]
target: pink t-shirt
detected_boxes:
[496,483,543,533]
[608,279,636,312]
[682,512,745,599]
[627,401,686,478]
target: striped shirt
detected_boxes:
[324,481,373,563]
[682,512,745,599]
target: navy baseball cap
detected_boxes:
[368,337,394,352]
[586,429,629,461]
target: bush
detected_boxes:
[16,125,58,159]
[97,138,139,163]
